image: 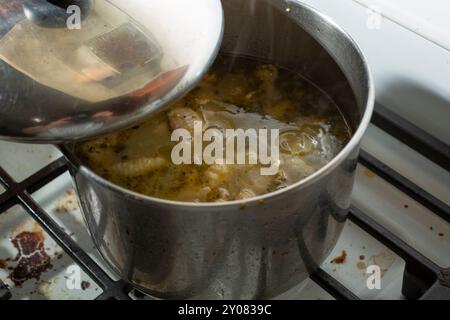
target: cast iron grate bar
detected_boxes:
[0,159,132,300]
[95,281,134,300]
[359,150,450,223]
[372,103,450,171]
[19,192,133,300]
[311,205,449,301]
[349,206,449,300]
[420,269,450,300]
[0,157,68,213]
[349,208,438,275]
[310,268,359,300]
[309,206,448,301]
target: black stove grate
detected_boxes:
[0,103,449,301]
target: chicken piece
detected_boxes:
[264,99,297,121]
[193,88,219,104]
[199,187,213,200]
[197,73,218,88]
[245,90,258,103]
[243,166,277,195]
[168,108,202,133]
[236,188,256,200]
[78,134,119,165]
[280,131,315,156]
[203,164,230,189]
[173,186,209,202]
[254,64,278,90]
[152,119,170,137]
[280,155,316,180]
[274,169,287,185]
[111,157,167,177]
[216,73,249,105]
[254,64,282,105]
[216,187,231,202]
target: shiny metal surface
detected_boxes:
[0,0,223,142]
[62,0,374,299]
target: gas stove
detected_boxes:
[0,0,449,300]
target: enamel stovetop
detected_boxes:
[301,0,450,146]
[354,0,450,51]
[0,0,449,299]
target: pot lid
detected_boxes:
[0,0,223,143]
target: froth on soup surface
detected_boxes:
[75,56,351,202]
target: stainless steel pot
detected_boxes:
[61,0,374,299]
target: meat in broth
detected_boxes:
[75,56,351,202]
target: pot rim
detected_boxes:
[66,1,375,209]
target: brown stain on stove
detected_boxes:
[0,259,7,269]
[368,252,395,277]
[54,188,79,214]
[9,230,52,287]
[81,281,91,291]
[330,250,347,264]
[356,262,367,270]
[37,280,52,297]
[364,169,376,178]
